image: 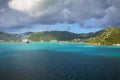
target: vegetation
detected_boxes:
[87,27,120,45]
[0,32,20,42]
[0,26,120,45]
[28,31,79,41]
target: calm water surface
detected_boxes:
[0,42,120,80]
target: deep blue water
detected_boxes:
[0,42,120,80]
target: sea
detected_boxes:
[0,42,120,80]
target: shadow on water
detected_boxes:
[0,50,120,80]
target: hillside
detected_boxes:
[0,26,120,45]
[87,27,120,45]
[28,31,80,41]
[0,32,20,42]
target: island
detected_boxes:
[0,26,120,46]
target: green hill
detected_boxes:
[27,31,101,42]
[0,32,20,42]
[0,26,120,45]
[88,27,120,45]
[28,31,79,41]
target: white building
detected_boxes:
[22,39,29,43]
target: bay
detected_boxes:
[0,42,120,80]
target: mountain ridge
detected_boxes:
[0,26,120,45]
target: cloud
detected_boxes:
[63,9,71,19]
[8,0,110,24]
[93,0,120,27]
[8,0,57,17]
[0,8,34,27]
[9,0,107,19]
[0,0,120,30]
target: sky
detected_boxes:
[0,0,120,33]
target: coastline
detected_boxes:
[0,41,120,47]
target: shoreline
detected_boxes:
[0,41,120,47]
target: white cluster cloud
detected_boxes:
[8,0,56,17]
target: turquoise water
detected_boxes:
[0,42,120,80]
[0,42,120,57]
